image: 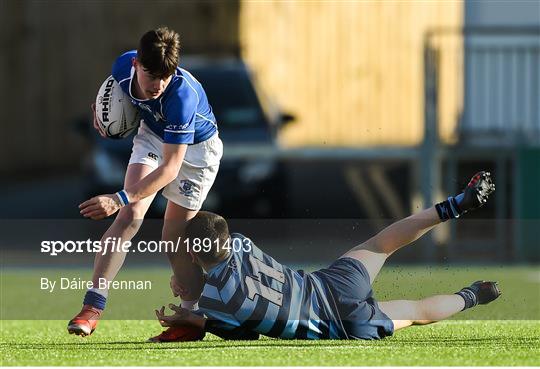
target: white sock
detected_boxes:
[181,299,199,310]
[89,288,109,298]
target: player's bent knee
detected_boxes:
[114,205,146,231]
[342,246,388,284]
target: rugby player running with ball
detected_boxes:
[68,27,223,343]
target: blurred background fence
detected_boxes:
[422,26,540,262]
[0,0,240,175]
[0,0,538,263]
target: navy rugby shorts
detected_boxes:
[312,257,394,340]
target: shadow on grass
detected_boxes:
[2,336,537,351]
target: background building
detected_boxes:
[1,0,538,262]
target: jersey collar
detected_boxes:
[206,252,233,276]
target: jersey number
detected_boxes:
[245,255,285,306]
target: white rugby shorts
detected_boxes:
[128,122,223,211]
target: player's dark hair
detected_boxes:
[185,211,230,264]
[137,27,180,78]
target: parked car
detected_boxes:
[80,57,294,218]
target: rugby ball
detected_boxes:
[95,75,140,139]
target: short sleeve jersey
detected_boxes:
[111,50,217,144]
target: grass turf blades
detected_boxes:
[1,266,539,366]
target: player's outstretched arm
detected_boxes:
[79,143,187,220]
[358,171,495,256]
[155,304,259,341]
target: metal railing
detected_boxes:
[422,27,540,262]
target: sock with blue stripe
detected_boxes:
[455,287,478,310]
[435,193,465,221]
[83,289,107,310]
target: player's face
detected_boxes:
[133,59,173,100]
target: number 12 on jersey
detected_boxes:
[245,254,285,306]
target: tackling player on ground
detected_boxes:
[155,171,500,341]
[68,27,223,341]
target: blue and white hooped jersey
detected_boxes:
[196,233,347,340]
[111,50,217,145]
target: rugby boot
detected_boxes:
[67,304,102,336]
[147,326,205,342]
[456,171,496,213]
[456,281,501,310]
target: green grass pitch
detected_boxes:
[1,266,539,366]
